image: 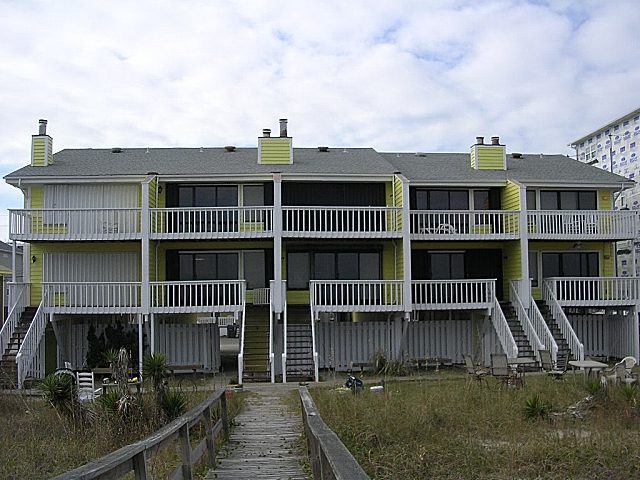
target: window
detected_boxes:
[526,190,537,210]
[177,252,239,281]
[429,252,465,280]
[413,189,469,210]
[585,144,597,162]
[175,185,238,207]
[541,252,598,278]
[621,146,626,153]
[539,191,596,210]
[631,142,636,149]
[287,250,381,289]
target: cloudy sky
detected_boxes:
[0,0,639,240]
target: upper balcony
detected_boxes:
[527,210,636,240]
[282,207,402,238]
[150,207,273,240]
[410,210,520,240]
[544,277,640,307]
[9,208,142,241]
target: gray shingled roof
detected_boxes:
[383,152,632,186]
[4,146,632,187]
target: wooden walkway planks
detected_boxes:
[207,386,308,480]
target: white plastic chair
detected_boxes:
[76,371,97,401]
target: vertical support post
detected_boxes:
[633,305,640,362]
[11,239,16,283]
[221,391,230,439]
[273,174,283,315]
[132,451,148,480]
[141,179,151,315]
[138,314,144,379]
[203,405,216,467]
[179,424,193,479]
[518,183,530,308]
[399,174,413,320]
[149,313,155,354]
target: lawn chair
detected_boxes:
[539,349,567,380]
[490,353,517,387]
[76,371,98,401]
[606,360,637,386]
[620,356,637,376]
[463,355,489,383]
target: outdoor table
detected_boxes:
[101,380,142,396]
[568,360,608,379]
[508,357,537,386]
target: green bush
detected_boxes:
[160,390,187,420]
[523,394,552,420]
[97,390,121,415]
[142,352,169,395]
[39,372,77,417]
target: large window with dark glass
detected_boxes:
[412,189,469,210]
[541,252,599,278]
[287,250,381,289]
[176,252,239,281]
[165,184,239,233]
[539,191,597,210]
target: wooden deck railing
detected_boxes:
[53,388,229,480]
[299,387,370,480]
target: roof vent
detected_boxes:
[511,152,522,159]
[415,152,426,157]
[111,147,123,153]
[318,146,329,152]
[279,118,288,137]
[225,146,236,152]
[38,119,48,135]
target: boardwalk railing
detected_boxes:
[542,280,584,361]
[299,387,370,480]
[310,280,403,313]
[412,279,494,310]
[527,210,636,240]
[16,297,47,389]
[283,206,401,238]
[410,210,520,239]
[9,208,141,241]
[545,276,640,307]
[150,207,273,239]
[54,388,229,479]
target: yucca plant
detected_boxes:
[160,390,187,420]
[97,390,121,415]
[39,372,78,418]
[142,352,169,394]
[523,394,552,420]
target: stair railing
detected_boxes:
[542,280,584,361]
[0,283,29,358]
[280,280,289,383]
[236,282,247,386]
[509,280,544,363]
[491,294,518,359]
[528,296,558,365]
[269,280,281,384]
[16,296,47,389]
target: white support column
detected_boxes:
[11,239,16,283]
[272,173,283,315]
[141,177,152,315]
[138,313,144,377]
[399,175,412,320]
[518,183,530,307]
[150,313,155,354]
[634,305,640,362]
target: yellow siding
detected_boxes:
[46,139,53,165]
[393,175,404,231]
[259,138,292,164]
[502,241,521,296]
[598,189,613,210]
[474,145,506,170]
[470,147,476,168]
[382,242,399,280]
[501,181,522,210]
[32,138,46,166]
[30,186,44,208]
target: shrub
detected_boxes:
[160,390,187,420]
[39,372,78,417]
[523,394,552,420]
[97,390,121,415]
[621,383,638,403]
[585,379,603,396]
[142,352,169,394]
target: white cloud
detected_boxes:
[0,0,639,239]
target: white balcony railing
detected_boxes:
[411,279,495,310]
[283,207,401,238]
[542,280,584,361]
[150,280,246,313]
[410,210,520,239]
[9,208,142,241]
[150,207,273,239]
[528,210,636,240]
[43,282,142,314]
[545,277,640,307]
[310,280,403,313]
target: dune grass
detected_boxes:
[311,373,640,479]
[0,384,243,479]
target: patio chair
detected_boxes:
[620,356,637,376]
[76,371,98,401]
[490,353,517,387]
[539,349,567,379]
[463,355,489,383]
[606,360,637,386]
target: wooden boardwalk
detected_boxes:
[206,386,308,480]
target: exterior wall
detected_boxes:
[501,181,522,210]
[31,136,52,166]
[471,144,506,170]
[502,241,521,297]
[258,137,292,164]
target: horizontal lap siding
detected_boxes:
[32,138,46,166]
[476,145,506,170]
[259,138,292,164]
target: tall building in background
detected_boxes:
[570,107,640,276]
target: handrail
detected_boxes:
[299,387,370,479]
[491,295,518,359]
[279,280,288,383]
[308,285,319,382]
[269,281,275,384]
[542,280,584,361]
[546,276,640,306]
[410,209,520,237]
[43,282,142,313]
[509,280,544,362]
[150,280,245,313]
[529,297,558,364]
[310,280,403,312]
[53,387,229,479]
[237,286,247,386]
[16,296,47,389]
[0,282,28,358]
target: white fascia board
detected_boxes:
[519,181,635,189]
[159,174,275,182]
[278,173,393,182]
[407,180,506,187]
[5,175,147,185]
